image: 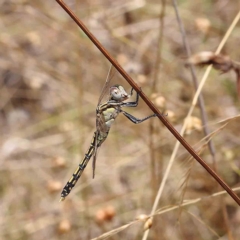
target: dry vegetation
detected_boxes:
[1,0,240,240]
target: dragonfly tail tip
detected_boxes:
[59,197,65,202]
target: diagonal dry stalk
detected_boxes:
[55,0,240,207]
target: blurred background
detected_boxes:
[0,0,240,239]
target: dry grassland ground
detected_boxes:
[0,0,240,240]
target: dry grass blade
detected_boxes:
[91,221,136,240]
[185,211,220,238]
[91,187,240,240]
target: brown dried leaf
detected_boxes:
[187,52,240,98]
[187,51,233,72]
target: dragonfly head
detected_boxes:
[110,85,129,102]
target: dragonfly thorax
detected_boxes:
[110,85,129,102]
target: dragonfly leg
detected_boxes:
[122,89,139,107]
[130,87,134,96]
[121,110,156,124]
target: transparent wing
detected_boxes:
[92,65,115,178]
[96,64,116,134]
[96,111,108,133]
[92,131,99,178]
[97,65,116,106]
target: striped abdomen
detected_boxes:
[60,131,107,201]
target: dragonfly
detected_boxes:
[60,65,158,201]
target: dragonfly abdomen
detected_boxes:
[60,132,99,201]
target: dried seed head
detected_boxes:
[26,31,41,46]
[151,93,158,99]
[52,156,67,168]
[184,116,202,135]
[137,74,147,84]
[58,219,71,234]
[224,149,234,160]
[143,218,153,231]
[195,18,211,34]
[47,180,62,193]
[187,51,215,65]
[95,206,116,223]
[151,93,166,110]
[155,96,166,109]
[136,214,149,221]
[105,205,116,221]
[95,209,107,224]
[187,52,233,73]
[166,110,176,123]
[117,54,129,65]
[187,52,240,98]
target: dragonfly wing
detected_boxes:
[96,111,109,133]
[92,130,107,178]
[92,146,98,178]
[92,65,115,178]
[97,65,116,106]
[93,114,107,178]
[92,130,99,178]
